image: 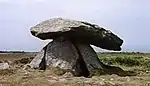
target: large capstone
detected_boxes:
[30,18,123,51]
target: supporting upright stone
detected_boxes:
[74,43,104,72]
[30,38,80,73]
[30,48,45,69]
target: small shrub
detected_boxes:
[14,57,32,64]
[0,69,16,76]
[99,53,150,70]
[140,58,150,70]
[99,55,141,67]
[114,56,140,66]
[29,56,34,60]
[19,58,30,64]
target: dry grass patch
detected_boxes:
[0,69,16,76]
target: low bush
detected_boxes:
[0,69,16,76]
[98,53,150,69]
[14,57,33,64]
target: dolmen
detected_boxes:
[29,18,123,77]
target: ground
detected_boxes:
[0,52,150,86]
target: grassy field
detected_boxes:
[0,52,150,86]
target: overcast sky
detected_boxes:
[0,0,150,52]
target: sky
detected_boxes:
[0,0,150,52]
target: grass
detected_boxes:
[0,52,150,86]
[0,69,16,76]
[98,52,150,71]
[47,67,68,76]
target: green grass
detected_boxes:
[98,52,150,71]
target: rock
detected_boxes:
[29,47,46,69]
[30,37,102,76]
[29,18,126,77]
[30,37,125,77]
[45,38,79,70]
[74,43,104,72]
[62,72,74,78]
[0,63,9,70]
[30,17,123,51]
[30,37,80,71]
[72,42,107,77]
